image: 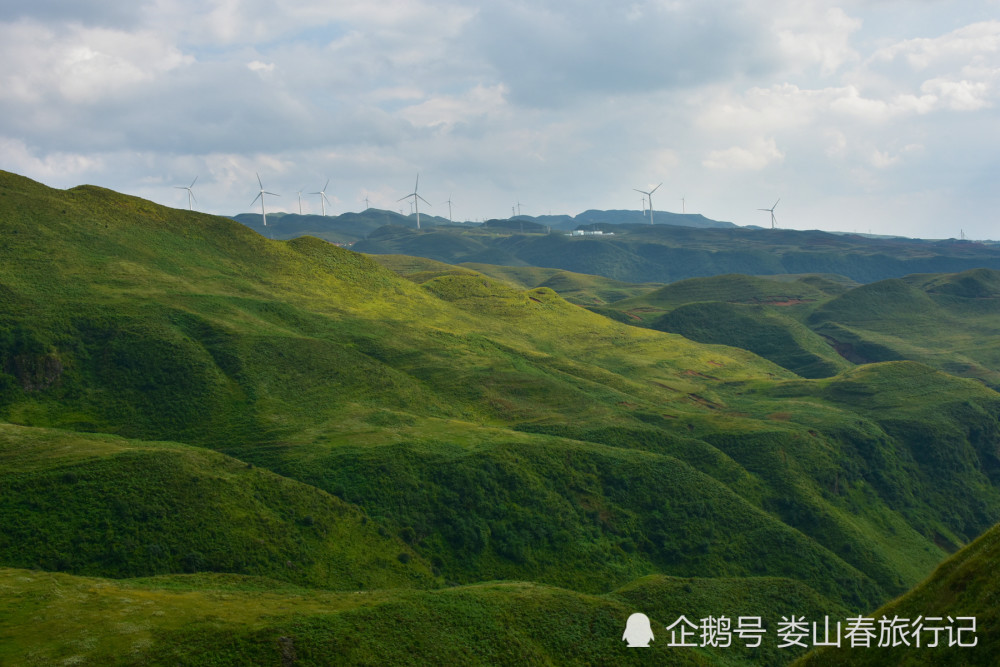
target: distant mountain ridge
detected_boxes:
[231,206,737,244]
[352,223,1000,284]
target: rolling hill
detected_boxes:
[3,170,1000,664]
[351,223,1000,284]
[598,269,1000,389]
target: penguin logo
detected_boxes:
[623,612,655,647]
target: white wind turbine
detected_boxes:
[296,189,304,215]
[311,179,332,216]
[251,173,279,226]
[758,198,780,229]
[398,173,430,229]
[443,195,453,222]
[633,183,662,224]
[175,176,197,210]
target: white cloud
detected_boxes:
[398,84,508,130]
[869,149,899,169]
[774,5,862,76]
[703,138,784,170]
[0,137,103,181]
[247,60,275,73]
[871,20,1000,71]
[0,20,192,105]
[1,1,999,237]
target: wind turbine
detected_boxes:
[311,179,332,216]
[633,183,662,224]
[443,195,453,222]
[250,173,279,226]
[680,196,686,214]
[640,196,647,217]
[758,198,780,229]
[398,173,430,229]
[364,194,371,210]
[296,190,304,215]
[175,176,197,211]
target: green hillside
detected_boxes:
[0,567,848,666]
[350,223,1000,284]
[370,255,661,306]
[595,270,1000,389]
[3,170,1000,664]
[0,423,432,589]
[796,521,1000,666]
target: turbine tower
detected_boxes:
[250,173,279,226]
[311,179,332,216]
[758,198,780,229]
[398,173,430,229]
[175,176,197,211]
[296,190,303,215]
[443,195,453,222]
[633,183,662,224]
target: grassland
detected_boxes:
[795,520,1000,666]
[352,222,1000,284]
[3,170,1000,664]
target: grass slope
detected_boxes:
[796,521,1000,666]
[4,171,1000,664]
[0,567,854,666]
[0,423,432,590]
[350,222,1000,285]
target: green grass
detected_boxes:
[0,423,434,590]
[795,521,1000,666]
[5,170,1000,664]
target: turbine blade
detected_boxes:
[324,178,330,191]
[251,193,262,206]
[417,194,431,205]
[397,194,413,202]
[190,176,198,188]
[650,183,662,194]
[264,191,280,196]
[256,173,263,189]
[773,199,780,209]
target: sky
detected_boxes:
[1,0,999,239]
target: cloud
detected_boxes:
[463,0,776,106]
[0,21,193,105]
[703,137,784,170]
[871,20,1000,71]
[1,1,999,237]
[774,5,861,76]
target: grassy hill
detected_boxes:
[3,170,1000,664]
[596,269,1000,389]
[0,567,849,666]
[796,521,1000,666]
[0,423,432,589]
[369,254,662,306]
[350,223,1000,284]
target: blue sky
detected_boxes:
[1,0,998,238]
